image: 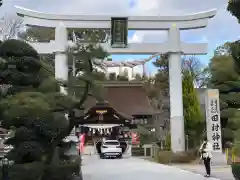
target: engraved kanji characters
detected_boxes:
[212,132,220,141]
[212,123,220,131]
[210,99,218,113]
[211,115,219,121]
[212,142,221,150]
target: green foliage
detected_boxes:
[133,73,142,81]
[0,92,73,163]
[0,39,76,164]
[19,26,110,43]
[152,54,169,93]
[133,125,157,145]
[67,41,108,101]
[108,72,117,81]
[234,129,240,157]
[209,42,240,143]
[153,150,197,164]
[232,163,240,180]
[6,162,44,180]
[230,40,240,73]
[43,161,80,180]
[0,39,39,59]
[182,70,203,147]
[227,0,240,23]
[164,133,171,150]
[117,75,129,81]
[0,161,80,180]
[0,40,42,89]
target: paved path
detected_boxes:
[173,164,234,180]
[82,155,221,180]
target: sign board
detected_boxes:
[111,17,128,48]
[205,89,222,152]
[96,110,107,115]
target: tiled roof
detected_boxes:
[84,81,155,117]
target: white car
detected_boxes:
[100,140,122,159]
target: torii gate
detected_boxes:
[15,5,216,152]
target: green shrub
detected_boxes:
[164,133,171,150]
[0,162,45,180]
[0,39,39,59]
[0,161,80,180]
[232,163,240,180]
[43,161,79,180]
[154,150,197,164]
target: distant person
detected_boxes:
[199,137,213,177]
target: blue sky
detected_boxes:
[1,0,240,75]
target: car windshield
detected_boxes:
[104,141,119,145]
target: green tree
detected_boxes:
[227,0,240,23]
[108,72,117,81]
[19,26,109,43]
[149,54,169,101]
[209,44,240,143]
[0,39,77,164]
[117,71,129,81]
[133,73,142,81]
[182,70,203,147]
[234,129,240,157]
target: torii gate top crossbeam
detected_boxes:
[15,6,216,30]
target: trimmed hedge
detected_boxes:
[154,150,198,164]
[232,163,240,180]
[0,39,39,59]
[0,161,80,180]
[3,162,44,180]
[43,162,80,180]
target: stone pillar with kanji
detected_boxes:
[205,89,227,165]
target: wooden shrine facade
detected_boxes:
[81,81,156,127]
[79,101,136,129]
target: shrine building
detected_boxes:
[76,81,159,156]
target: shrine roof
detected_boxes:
[84,81,156,117]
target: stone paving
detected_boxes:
[82,155,222,180]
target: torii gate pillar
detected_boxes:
[54,22,68,94]
[168,24,185,152]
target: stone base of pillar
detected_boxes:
[211,152,227,166]
[170,116,185,152]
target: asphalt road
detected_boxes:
[82,155,221,180]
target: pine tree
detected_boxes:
[209,43,240,143]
